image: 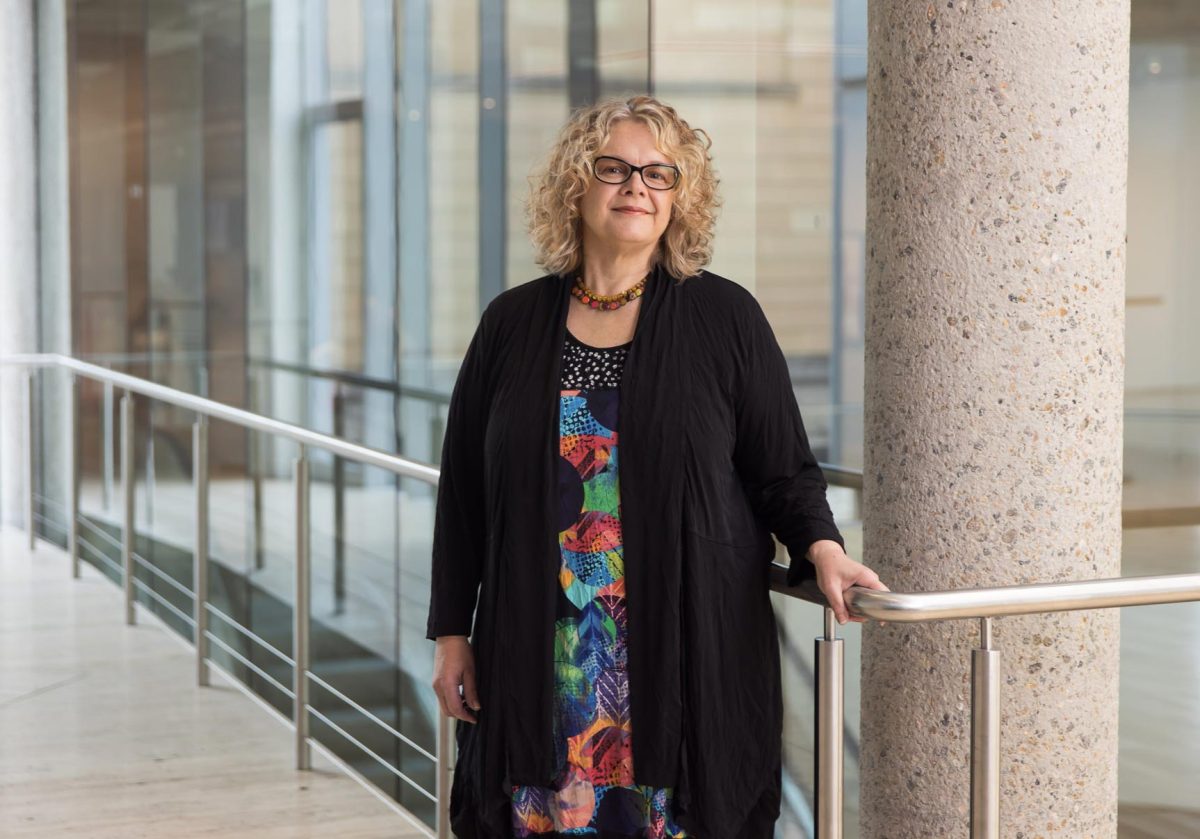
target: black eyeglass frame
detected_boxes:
[591,155,681,191]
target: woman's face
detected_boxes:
[578,120,676,255]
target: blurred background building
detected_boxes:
[1,0,1197,835]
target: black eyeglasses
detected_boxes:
[592,155,680,191]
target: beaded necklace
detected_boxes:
[571,273,647,310]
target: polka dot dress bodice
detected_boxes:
[560,330,629,390]
[510,330,688,838]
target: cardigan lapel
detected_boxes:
[619,262,689,786]
[497,264,691,789]
[497,273,572,784]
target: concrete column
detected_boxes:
[861,3,1129,838]
[0,0,38,528]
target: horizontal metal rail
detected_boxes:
[771,565,1200,621]
[205,603,295,667]
[845,572,1200,621]
[203,629,297,700]
[31,510,67,536]
[131,552,196,600]
[3,353,439,484]
[33,491,66,514]
[132,576,197,628]
[77,514,123,552]
[772,566,1200,622]
[306,670,437,763]
[76,533,123,577]
[817,464,862,490]
[304,703,439,804]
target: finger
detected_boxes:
[463,668,482,712]
[433,682,452,719]
[854,567,882,588]
[454,688,478,724]
[824,580,848,625]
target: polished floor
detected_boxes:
[0,529,425,839]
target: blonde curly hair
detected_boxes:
[526,95,721,281]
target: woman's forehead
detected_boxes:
[599,122,672,164]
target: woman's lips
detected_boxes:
[614,207,649,214]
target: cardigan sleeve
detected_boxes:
[731,294,845,586]
[425,304,495,640]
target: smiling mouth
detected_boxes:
[614,208,649,214]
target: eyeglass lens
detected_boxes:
[595,157,678,189]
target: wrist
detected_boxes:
[806,539,845,564]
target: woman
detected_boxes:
[427,95,886,839]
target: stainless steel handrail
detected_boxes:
[9,352,1200,839]
[769,566,1200,621]
[844,573,1200,620]
[3,353,446,839]
[770,567,1200,839]
[2,353,439,483]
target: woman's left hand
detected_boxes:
[806,540,889,625]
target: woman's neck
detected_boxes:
[578,246,656,297]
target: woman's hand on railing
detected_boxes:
[433,636,482,723]
[807,540,889,625]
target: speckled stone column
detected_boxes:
[860,3,1129,838]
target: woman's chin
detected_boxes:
[594,227,661,249]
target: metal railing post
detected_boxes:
[971,617,1001,839]
[252,434,265,570]
[67,373,79,578]
[103,378,114,511]
[25,370,36,552]
[194,417,210,686]
[294,451,312,770]
[815,607,844,839]
[121,392,135,624]
[436,712,454,839]
[144,424,155,525]
[333,384,346,615]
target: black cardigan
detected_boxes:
[426,264,845,838]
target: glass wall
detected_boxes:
[35,0,1200,835]
[1119,2,1200,829]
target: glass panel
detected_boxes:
[326,0,364,99]
[1122,5,1200,824]
[309,120,365,376]
[428,0,480,408]
[139,0,204,633]
[598,0,651,98]
[70,0,145,582]
[507,2,570,284]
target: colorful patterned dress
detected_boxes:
[511,330,689,839]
